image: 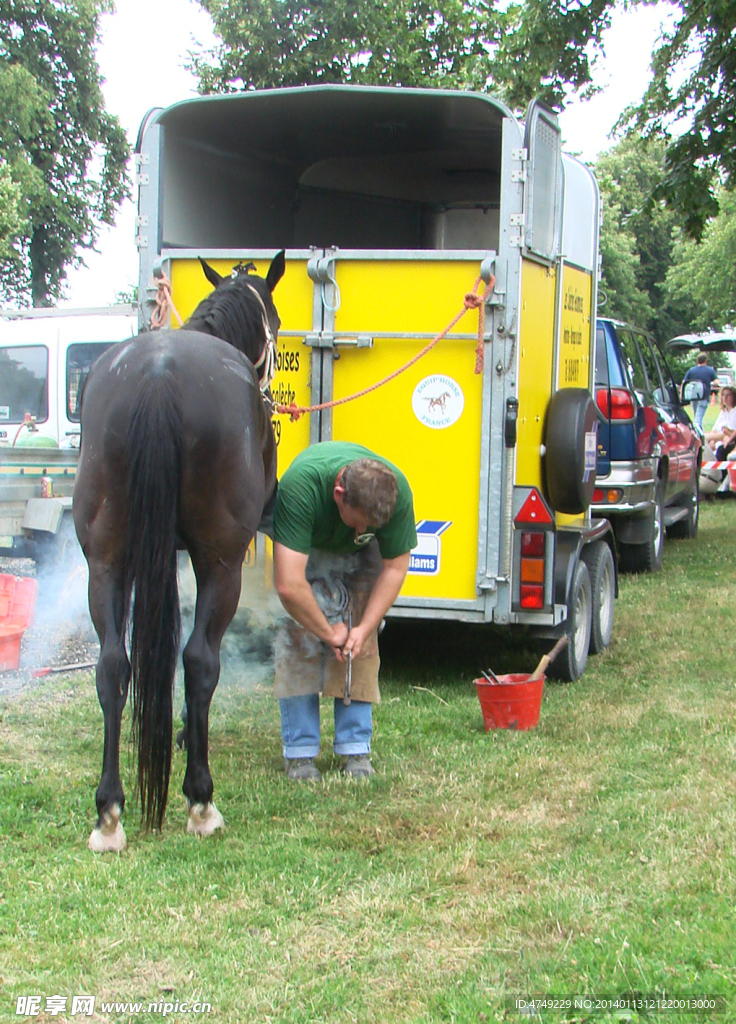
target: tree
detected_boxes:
[0,0,129,306]
[594,134,693,345]
[663,188,736,333]
[192,0,503,91]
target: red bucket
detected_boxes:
[474,673,544,731]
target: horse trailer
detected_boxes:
[135,85,615,680]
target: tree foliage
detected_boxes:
[193,0,503,91]
[0,0,129,306]
[664,188,736,332]
[625,0,736,241]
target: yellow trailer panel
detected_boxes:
[331,260,484,601]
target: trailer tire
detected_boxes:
[543,388,598,514]
[547,560,592,682]
[582,541,615,654]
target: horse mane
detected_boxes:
[185,276,269,360]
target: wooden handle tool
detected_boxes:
[529,636,569,681]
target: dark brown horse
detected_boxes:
[73,251,284,852]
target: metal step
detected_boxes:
[664,506,688,527]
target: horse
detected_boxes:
[73,251,285,852]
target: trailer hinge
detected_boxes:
[135,235,148,250]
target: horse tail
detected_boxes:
[125,370,184,831]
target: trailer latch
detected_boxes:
[505,397,519,448]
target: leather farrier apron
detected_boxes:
[273,541,383,702]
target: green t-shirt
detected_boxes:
[273,441,417,558]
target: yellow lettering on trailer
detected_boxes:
[558,265,592,391]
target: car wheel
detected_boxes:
[668,471,699,540]
[547,560,592,682]
[582,541,616,654]
[619,477,665,573]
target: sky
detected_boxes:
[61,0,674,308]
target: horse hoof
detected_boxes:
[187,801,224,836]
[88,804,127,853]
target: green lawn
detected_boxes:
[1,503,734,1023]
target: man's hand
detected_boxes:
[335,623,371,662]
[329,620,349,658]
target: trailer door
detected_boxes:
[318,250,492,608]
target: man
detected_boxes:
[272,441,416,781]
[682,353,718,428]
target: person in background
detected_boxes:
[272,442,417,781]
[682,353,718,428]
[704,385,736,450]
[700,385,736,496]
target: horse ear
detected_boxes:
[266,250,286,292]
[198,257,224,289]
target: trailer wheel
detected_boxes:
[583,541,615,654]
[547,560,592,682]
[543,388,598,514]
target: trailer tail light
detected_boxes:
[514,489,553,611]
[520,583,544,609]
[596,387,635,420]
[519,532,545,608]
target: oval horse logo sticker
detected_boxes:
[412,375,464,429]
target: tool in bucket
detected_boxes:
[529,635,569,680]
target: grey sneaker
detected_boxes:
[343,754,374,778]
[285,757,322,782]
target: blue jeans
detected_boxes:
[280,694,372,759]
[692,399,709,427]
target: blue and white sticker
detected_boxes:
[584,425,598,480]
[409,520,452,576]
[412,375,464,429]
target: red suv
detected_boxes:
[593,318,702,572]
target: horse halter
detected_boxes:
[245,282,277,392]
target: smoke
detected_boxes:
[176,549,286,694]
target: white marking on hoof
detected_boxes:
[187,801,225,836]
[88,803,127,853]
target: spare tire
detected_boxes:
[543,388,598,514]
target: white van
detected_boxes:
[0,305,137,448]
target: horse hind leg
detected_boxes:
[87,561,131,853]
[181,552,244,836]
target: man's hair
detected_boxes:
[341,458,398,527]
[697,353,708,364]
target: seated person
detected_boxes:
[705,385,736,450]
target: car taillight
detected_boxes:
[596,387,635,420]
[592,487,624,503]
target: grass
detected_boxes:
[1,503,735,1023]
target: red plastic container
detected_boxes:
[474,673,544,731]
[0,574,39,671]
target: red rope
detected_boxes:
[275,275,495,421]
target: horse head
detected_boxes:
[191,250,285,390]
